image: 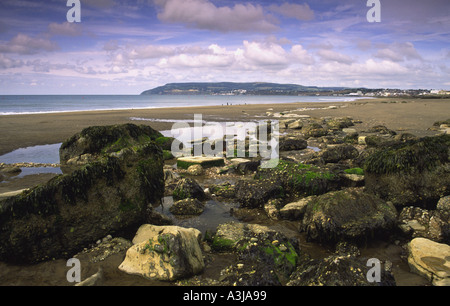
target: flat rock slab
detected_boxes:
[177,156,225,169]
[407,237,450,286]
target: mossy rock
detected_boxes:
[344,168,364,175]
[302,188,398,244]
[177,156,225,169]
[364,134,450,175]
[60,123,163,164]
[0,141,164,264]
[255,160,340,198]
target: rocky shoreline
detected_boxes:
[0,114,449,286]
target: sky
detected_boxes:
[0,0,449,94]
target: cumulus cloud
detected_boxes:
[48,22,82,36]
[269,2,314,21]
[374,42,423,62]
[0,33,58,55]
[317,49,353,65]
[241,40,289,66]
[0,53,23,69]
[153,0,278,32]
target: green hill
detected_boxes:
[140,82,349,96]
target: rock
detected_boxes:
[59,123,163,165]
[364,135,392,147]
[163,169,180,185]
[0,126,164,264]
[302,188,398,244]
[119,224,204,281]
[75,267,104,286]
[437,195,450,213]
[287,254,396,286]
[234,179,283,208]
[326,117,354,130]
[318,144,359,163]
[176,156,225,169]
[169,198,205,215]
[358,136,367,145]
[368,125,397,136]
[172,178,206,201]
[364,134,450,208]
[229,158,259,174]
[287,120,303,130]
[302,123,328,138]
[187,164,203,176]
[342,128,358,136]
[209,182,235,198]
[212,222,300,279]
[407,237,450,286]
[255,160,340,198]
[341,173,365,187]
[279,137,308,151]
[279,197,310,220]
[398,206,450,243]
[264,199,283,220]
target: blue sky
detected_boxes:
[0,0,449,94]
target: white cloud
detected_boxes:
[153,0,278,32]
[269,2,314,21]
[374,42,423,62]
[317,49,353,65]
[48,22,82,36]
[241,40,289,66]
[0,53,23,69]
[0,33,58,55]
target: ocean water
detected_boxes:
[0,95,363,115]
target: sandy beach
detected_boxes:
[0,97,449,156]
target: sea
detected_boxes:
[0,94,364,115]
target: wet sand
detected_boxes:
[0,97,449,156]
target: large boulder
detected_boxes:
[407,237,450,286]
[302,188,398,244]
[0,125,165,264]
[119,224,204,281]
[254,160,341,199]
[59,123,163,165]
[364,134,450,208]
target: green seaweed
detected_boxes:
[364,134,450,174]
[344,168,364,175]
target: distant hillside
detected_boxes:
[140,82,350,96]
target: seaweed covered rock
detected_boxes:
[318,144,359,164]
[172,178,205,201]
[302,188,398,244]
[169,198,205,216]
[302,123,328,138]
[212,222,301,281]
[234,179,283,208]
[364,134,450,208]
[278,136,308,151]
[255,160,341,199]
[287,254,396,286]
[60,123,163,165]
[0,130,164,264]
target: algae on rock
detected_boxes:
[0,124,165,264]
